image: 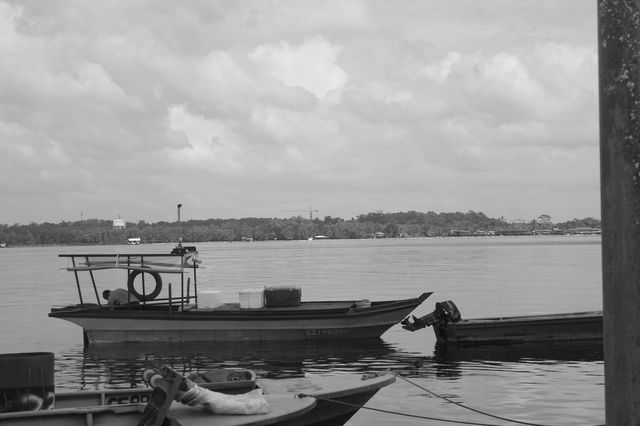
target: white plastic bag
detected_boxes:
[178,385,270,415]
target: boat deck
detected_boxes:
[52,299,407,316]
[460,310,602,324]
[205,301,357,312]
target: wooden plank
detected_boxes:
[599,1,640,423]
[66,265,185,274]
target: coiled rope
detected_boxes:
[297,372,605,426]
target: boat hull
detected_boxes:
[434,311,603,346]
[0,394,316,426]
[258,374,396,426]
[50,373,396,426]
[50,294,431,344]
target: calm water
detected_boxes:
[0,236,604,425]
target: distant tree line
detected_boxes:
[0,211,601,246]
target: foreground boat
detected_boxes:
[1,393,315,426]
[1,365,315,426]
[56,372,394,426]
[402,300,603,346]
[1,366,394,426]
[49,246,431,344]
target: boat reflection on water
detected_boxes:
[53,338,603,392]
[55,338,430,391]
[430,340,604,379]
[434,339,603,362]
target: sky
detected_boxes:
[0,0,599,225]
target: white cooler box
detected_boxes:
[239,288,265,309]
[199,290,223,309]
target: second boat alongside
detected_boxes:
[49,246,432,345]
[401,300,603,346]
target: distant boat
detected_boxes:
[402,300,602,346]
[49,245,432,344]
[0,243,6,248]
[127,237,141,245]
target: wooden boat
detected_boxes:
[401,300,603,346]
[257,373,395,426]
[1,366,395,426]
[0,365,315,426]
[49,246,431,345]
[0,394,315,426]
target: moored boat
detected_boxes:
[401,300,603,346]
[0,364,316,426]
[257,373,395,426]
[0,393,315,426]
[1,363,395,426]
[49,246,431,344]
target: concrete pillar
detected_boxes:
[598,0,640,423]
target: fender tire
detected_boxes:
[127,269,162,301]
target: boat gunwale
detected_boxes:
[49,293,431,321]
[457,310,603,326]
[51,374,396,409]
[59,253,189,258]
[0,403,142,419]
[300,374,396,399]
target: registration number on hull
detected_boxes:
[106,393,150,405]
[304,328,350,336]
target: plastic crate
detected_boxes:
[264,286,301,307]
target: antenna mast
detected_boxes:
[177,203,182,243]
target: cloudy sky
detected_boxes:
[1,1,599,225]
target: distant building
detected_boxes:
[569,227,601,235]
[113,219,126,229]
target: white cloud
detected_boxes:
[168,105,243,173]
[0,0,600,224]
[250,36,348,99]
[424,51,463,83]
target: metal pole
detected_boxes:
[72,257,84,305]
[599,1,640,423]
[177,203,182,243]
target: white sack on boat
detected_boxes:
[178,385,270,415]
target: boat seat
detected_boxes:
[138,366,183,426]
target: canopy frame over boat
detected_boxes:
[59,245,201,311]
[50,246,432,344]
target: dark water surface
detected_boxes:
[0,236,604,425]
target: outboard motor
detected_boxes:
[401,300,461,331]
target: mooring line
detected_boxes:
[296,392,505,425]
[298,372,606,426]
[391,372,605,426]
[392,373,551,426]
